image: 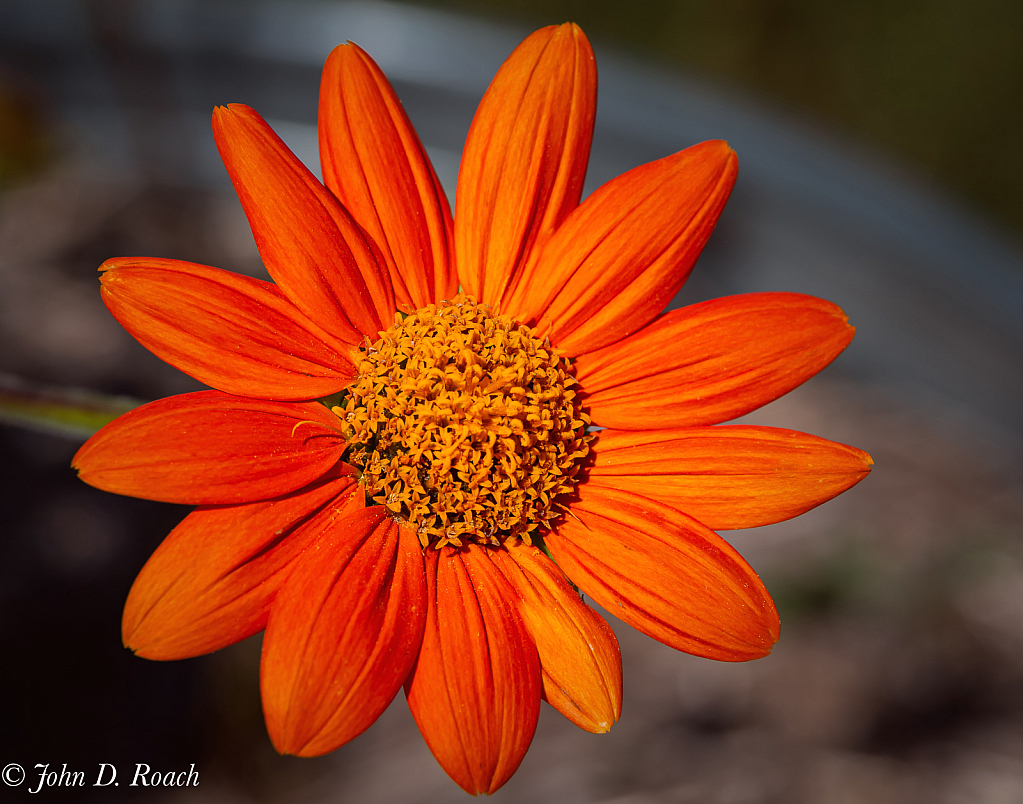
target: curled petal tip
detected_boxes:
[495,543,622,734]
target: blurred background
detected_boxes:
[1,0,1022,801]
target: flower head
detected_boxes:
[73,24,871,795]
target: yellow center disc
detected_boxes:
[335,295,593,549]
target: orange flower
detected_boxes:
[73,24,871,795]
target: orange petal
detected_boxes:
[73,391,346,505]
[547,485,779,661]
[455,24,596,309]
[492,542,622,733]
[319,44,456,310]
[518,140,737,355]
[213,103,394,337]
[261,508,427,757]
[100,258,358,400]
[405,545,540,795]
[589,426,873,529]
[575,292,855,428]
[123,470,361,660]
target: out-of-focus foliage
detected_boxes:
[0,374,140,440]
[0,73,50,191]
[424,0,1023,242]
